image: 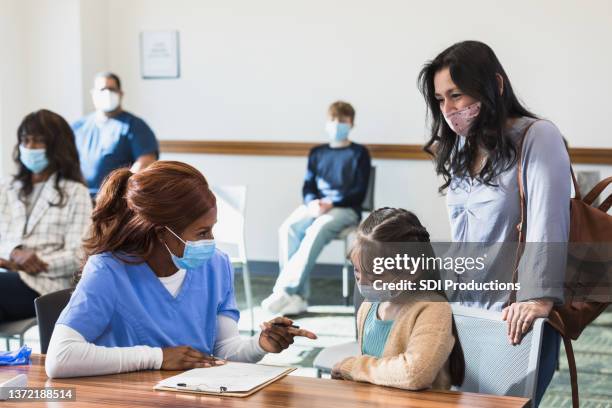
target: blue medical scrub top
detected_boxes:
[57,250,240,355]
[72,111,159,196]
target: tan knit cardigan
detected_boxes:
[336,293,455,390]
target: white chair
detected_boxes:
[451,304,546,405]
[212,185,254,336]
[0,318,37,350]
[334,166,376,305]
[313,341,360,377]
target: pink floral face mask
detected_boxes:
[443,101,481,136]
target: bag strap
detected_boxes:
[599,192,612,212]
[508,120,540,304]
[570,168,581,201]
[563,336,580,408]
[514,126,581,408]
[582,176,612,206]
[509,120,578,302]
[548,310,580,408]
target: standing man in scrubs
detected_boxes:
[72,72,159,197]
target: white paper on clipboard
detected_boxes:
[154,362,293,394]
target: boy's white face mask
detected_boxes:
[326,121,351,142]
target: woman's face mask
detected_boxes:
[164,226,216,270]
[443,101,481,137]
[19,146,49,174]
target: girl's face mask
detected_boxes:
[443,101,481,136]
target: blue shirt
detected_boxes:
[72,111,159,195]
[302,143,371,216]
[361,303,394,358]
[57,250,240,355]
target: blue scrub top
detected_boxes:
[57,250,240,355]
[72,111,159,196]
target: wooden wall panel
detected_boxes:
[159,140,612,164]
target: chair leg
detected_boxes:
[316,369,322,378]
[242,263,255,336]
[19,334,24,347]
[342,239,350,306]
[342,263,350,306]
[5,337,10,351]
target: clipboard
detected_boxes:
[153,362,296,398]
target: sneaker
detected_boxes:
[277,294,308,316]
[261,291,292,313]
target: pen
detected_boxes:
[272,323,300,329]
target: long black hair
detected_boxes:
[418,41,537,193]
[353,207,465,387]
[14,109,85,206]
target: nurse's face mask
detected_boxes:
[163,226,216,270]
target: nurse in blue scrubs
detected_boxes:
[45,161,316,378]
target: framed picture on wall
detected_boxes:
[140,30,180,79]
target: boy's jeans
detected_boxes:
[273,205,359,299]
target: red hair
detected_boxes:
[83,161,216,263]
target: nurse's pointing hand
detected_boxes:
[161,346,225,370]
[258,317,317,353]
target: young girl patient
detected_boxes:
[331,207,464,390]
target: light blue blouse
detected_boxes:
[446,117,571,309]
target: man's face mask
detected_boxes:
[92,89,120,113]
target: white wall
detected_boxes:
[79,0,110,114]
[0,0,84,176]
[2,0,611,262]
[0,0,28,176]
[107,0,612,146]
[105,0,612,261]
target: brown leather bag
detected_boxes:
[513,120,612,408]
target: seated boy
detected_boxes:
[262,101,371,315]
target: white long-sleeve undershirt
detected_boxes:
[45,270,265,378]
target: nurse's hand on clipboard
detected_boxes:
[161,346,225,370]
[259,316,317,353]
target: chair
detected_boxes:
[313,341,360,377]
[34,289,72,354]
[212,185,255,336]
[451,304,545,405]
[313,304,547,405]
[334,166,376,305]
[0,318,37,350]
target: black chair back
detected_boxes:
[34,289,72,354]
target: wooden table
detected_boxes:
[0,355,528,407]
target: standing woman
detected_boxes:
[418,41,570,406]
[45,161,316,378]
[0,110,92,322]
